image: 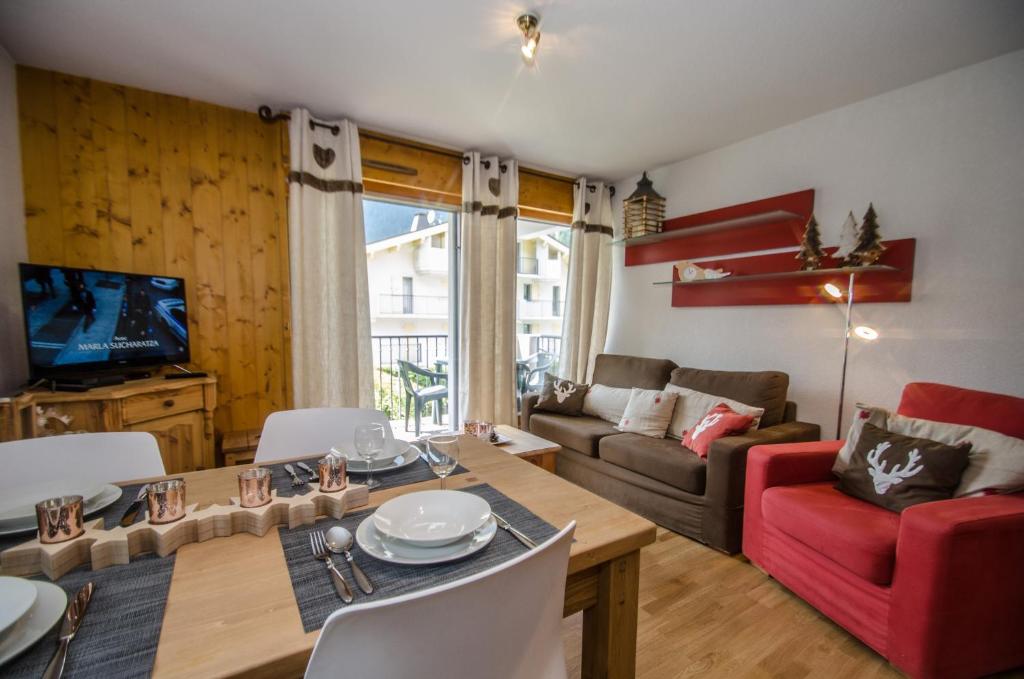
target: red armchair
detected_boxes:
[743,383,1024,679]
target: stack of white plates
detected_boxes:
[0,482,123,537]
[329,439,421,474]
[0,576,67,668]
[356,490,496,565]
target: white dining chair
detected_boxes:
[255,407,395,463]
[0,431,165,490]
[304,521,576,679]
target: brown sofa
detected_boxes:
[521,354,820,554]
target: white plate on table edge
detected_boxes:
[342,443,422,474]
[0,484,123,537]
[356,514,497,565]
[372,490,491,548]
[329,440,415,466]
[0,481,108,522]
[0,577,37,640]
[0,580,66,668]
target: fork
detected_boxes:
[284,464,304,487]
[310,530,354,603]
[297,461,319,482]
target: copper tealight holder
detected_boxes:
[237,468,272,508]
[36,495,84,544]
[318,455,347,493]
[147,479,187,524]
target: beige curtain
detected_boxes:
[459,152,519,425]
[559,178,614,383]
[287,109,374,408]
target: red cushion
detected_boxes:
[898,382,1024,440]
[762,482,900,585]
[682,402,754,458]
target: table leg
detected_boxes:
[581,550,641,679]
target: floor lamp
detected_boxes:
[825,273,879,439]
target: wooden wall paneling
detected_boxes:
[518,170,573,224]
[90,81,133,272]
[16,68,63,266]
[217,107,258,427]
[156,94,200,348]
[124,88,164,273]
[245,116,287,422]
[359,132,462,207]
[275,124,293,414]
[54,74,101,266]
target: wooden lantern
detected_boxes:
[622,172,666,239]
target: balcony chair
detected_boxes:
[743,382,1024,679]
[397,360,448,437]
[255,407,393,463]
[0,432,165,489]
[516,351,554,408]
[305,522,576,679]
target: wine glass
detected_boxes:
[425,434,460,490]
[354,423,387,489]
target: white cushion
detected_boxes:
[832,404,890,475]
[663,384,764,440]
[616,388,679,438]
[582,384,633,424]
[884,412,1024,497]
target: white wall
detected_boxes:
[0,46,28,394]
[608,50,1024,435]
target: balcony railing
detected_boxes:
[518,298,562,318]
[535,334,561,356]
[517,256,539,275]
[377,293,449,316]
[372,334,449,421]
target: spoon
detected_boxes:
[326,525,374,594]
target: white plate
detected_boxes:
[329,439,414,466]
[0,481,107,522]
[372,490,491,548]
[344,443,422,474]
[0,484,123,538]
[0,580,66,669]
[356,514,497,565]
[0,578,37,640]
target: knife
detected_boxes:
[42,582,94,679]
[492,512,537,549]
[119,484,150,527]
[296,461,319,481]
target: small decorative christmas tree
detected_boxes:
[795,214,824,270]
[834,211,860,266]
[851,203,886,266]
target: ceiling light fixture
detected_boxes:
[516,12,541,65]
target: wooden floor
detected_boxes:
[562,527,1023,679]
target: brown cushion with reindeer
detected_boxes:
[836,423,971,513]
[534,373,589,416]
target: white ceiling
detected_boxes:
[1,1,1022,181]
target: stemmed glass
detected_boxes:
[425,434,460,490]
[354,423,387,489]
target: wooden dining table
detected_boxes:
[123,434,656,678]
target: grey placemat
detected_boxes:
[3,553,176,678]
[278,483,559,632]
[265,455,469,497]
[0,483,149,553]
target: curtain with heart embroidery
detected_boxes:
[287,109,374,408]
[459,152,519,425]
[559,178,614,383]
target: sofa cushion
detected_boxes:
[592,354,677,390]
[598,433,706,494]
[534,373,589,416]
[670,367,789,428]
[582,384,633,423]
[762,482,900,585]
[529,413,618,457]
[664,384,764,439]
[617,388,678,438]
[898,382,1024,440]
[682,403,756,459]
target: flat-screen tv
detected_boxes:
[19,263,190,379]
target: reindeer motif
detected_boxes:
[690,412,723,440]
[866,441,924,494]
[552,380,577,404]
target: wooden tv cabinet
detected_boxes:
[0,375,217,474]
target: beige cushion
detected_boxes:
[616,388,678,438]
[884,412,1024,497]
[583,384,633,424]
[663,384,764,440]
[598,434,707,495]
[833,404,890,474]
[528,413,619,458]
[670,367,789,428]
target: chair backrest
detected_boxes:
[898,382,1024,440]
[396,360,417,393]
[305,521,576,679]
[255,408,393,462]
[0,432,165,490]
